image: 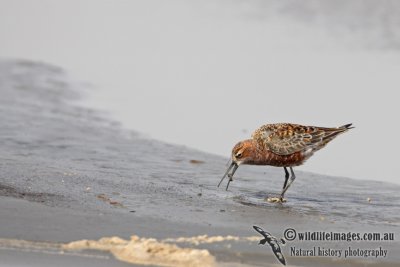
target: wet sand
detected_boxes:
[0,60,399,266]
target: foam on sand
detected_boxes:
[0,234,265,267]
[62,235,215,267]
[0,235,215,267]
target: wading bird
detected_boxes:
[218,123,353,202]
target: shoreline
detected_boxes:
[0,60,399,266]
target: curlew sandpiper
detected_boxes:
[218,123,354,202]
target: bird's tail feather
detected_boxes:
[340,123,354,130]
[320,123,353,145]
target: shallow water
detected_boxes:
[1,59,399,231]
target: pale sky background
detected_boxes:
[1,0,399,184]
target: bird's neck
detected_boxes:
[244,140,271,165]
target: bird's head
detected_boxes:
[231,139,255,165]
[217,139,257,190]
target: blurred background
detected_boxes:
[1,0,399,183]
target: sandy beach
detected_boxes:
[0,60,399,266]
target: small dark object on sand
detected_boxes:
[190,159,205,164]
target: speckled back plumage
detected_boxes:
[252,123,353,158]
[219,122,353,196]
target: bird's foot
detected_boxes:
[266,196,286,203]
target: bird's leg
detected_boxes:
[267,167,290,203]
[279,167,296,200]
[282,167,289,190]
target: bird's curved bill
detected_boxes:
[217,161,239,190]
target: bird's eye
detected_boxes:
[235,152,242,158]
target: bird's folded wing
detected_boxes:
[252,123,327,155]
